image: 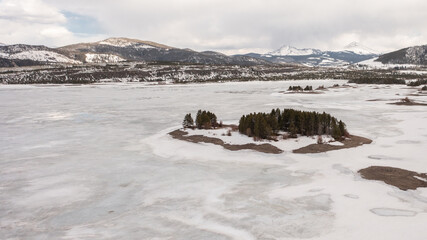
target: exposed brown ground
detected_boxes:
[367,98,393,102]
[388,101,427,106]
[292,135,372,154]
[358,166,427,191]
[329,84,356,89]
[169,129,283,154]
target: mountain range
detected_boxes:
[240,42,378,67]
[0,38,269,67]
[0,38,426,67]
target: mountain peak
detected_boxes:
[268,45,321,56]
[344,41,360,49]
[97,37,173,49]
[343,42,377,55]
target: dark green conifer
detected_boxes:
[183,113,194,128]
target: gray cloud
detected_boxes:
[0,0,66,24]
[3,0,427,54]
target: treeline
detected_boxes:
[238,108,348,140]
[183,110,219,129]
[348,77,405,85]
[407,79,427,86]
[288,85,313,91]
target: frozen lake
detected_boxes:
[1,80,427,239]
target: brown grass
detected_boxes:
[388,101,427,106]
[169,129,283,154]
[292,135,372,154]
[358,166,427,191]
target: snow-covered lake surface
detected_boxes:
[1,80,427,239]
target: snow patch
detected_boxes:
[268,45,321,56]
[6,50,80,63]
[85,53,126,63]
[99,38,156,49]
[358,58,417,69]
[414,176,427,183]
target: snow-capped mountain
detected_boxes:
[267,45,322,56]
[241,42,378,67]
[57,37,270,65]
[0,38,385,68]
[342,42,377,55]
[97,38,168,49]
[376,45,427,65]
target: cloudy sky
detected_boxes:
[0,0,426,54]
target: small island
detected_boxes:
[388,97,427,106]
[282,85,323,94]
[169,108,371,154]
[359,166,427,191]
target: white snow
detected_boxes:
[414,176,427,182]
[358,57,418,69]
[99,38,137,47]
[4,50,80,63]
[327,141,345,146]
[267,45,321,56]
[343,42,377,55]
[85,53,126,63]
[398,70,427,75]
[99,38,156,49]
[1,80,427,239]
[370,208,417,217]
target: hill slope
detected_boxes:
[376,45,427,65]
[0,44,80,67]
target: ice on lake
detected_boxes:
[1,80,427,239]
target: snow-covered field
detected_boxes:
[1,80,426,239]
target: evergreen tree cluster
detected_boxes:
[348,77,406,85]
[195,110,218,129]
[182,110,218,129]
[407,79,427,86]
[421,85,427,91]
[239,109,348,140]
[288,85,313,91]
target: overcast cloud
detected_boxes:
[1,0,426,54]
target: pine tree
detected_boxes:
[331,119,342,140]
[338,120,347,137]
[289,121,297,138]
[183,113,194,128]
[196,110,202,129]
